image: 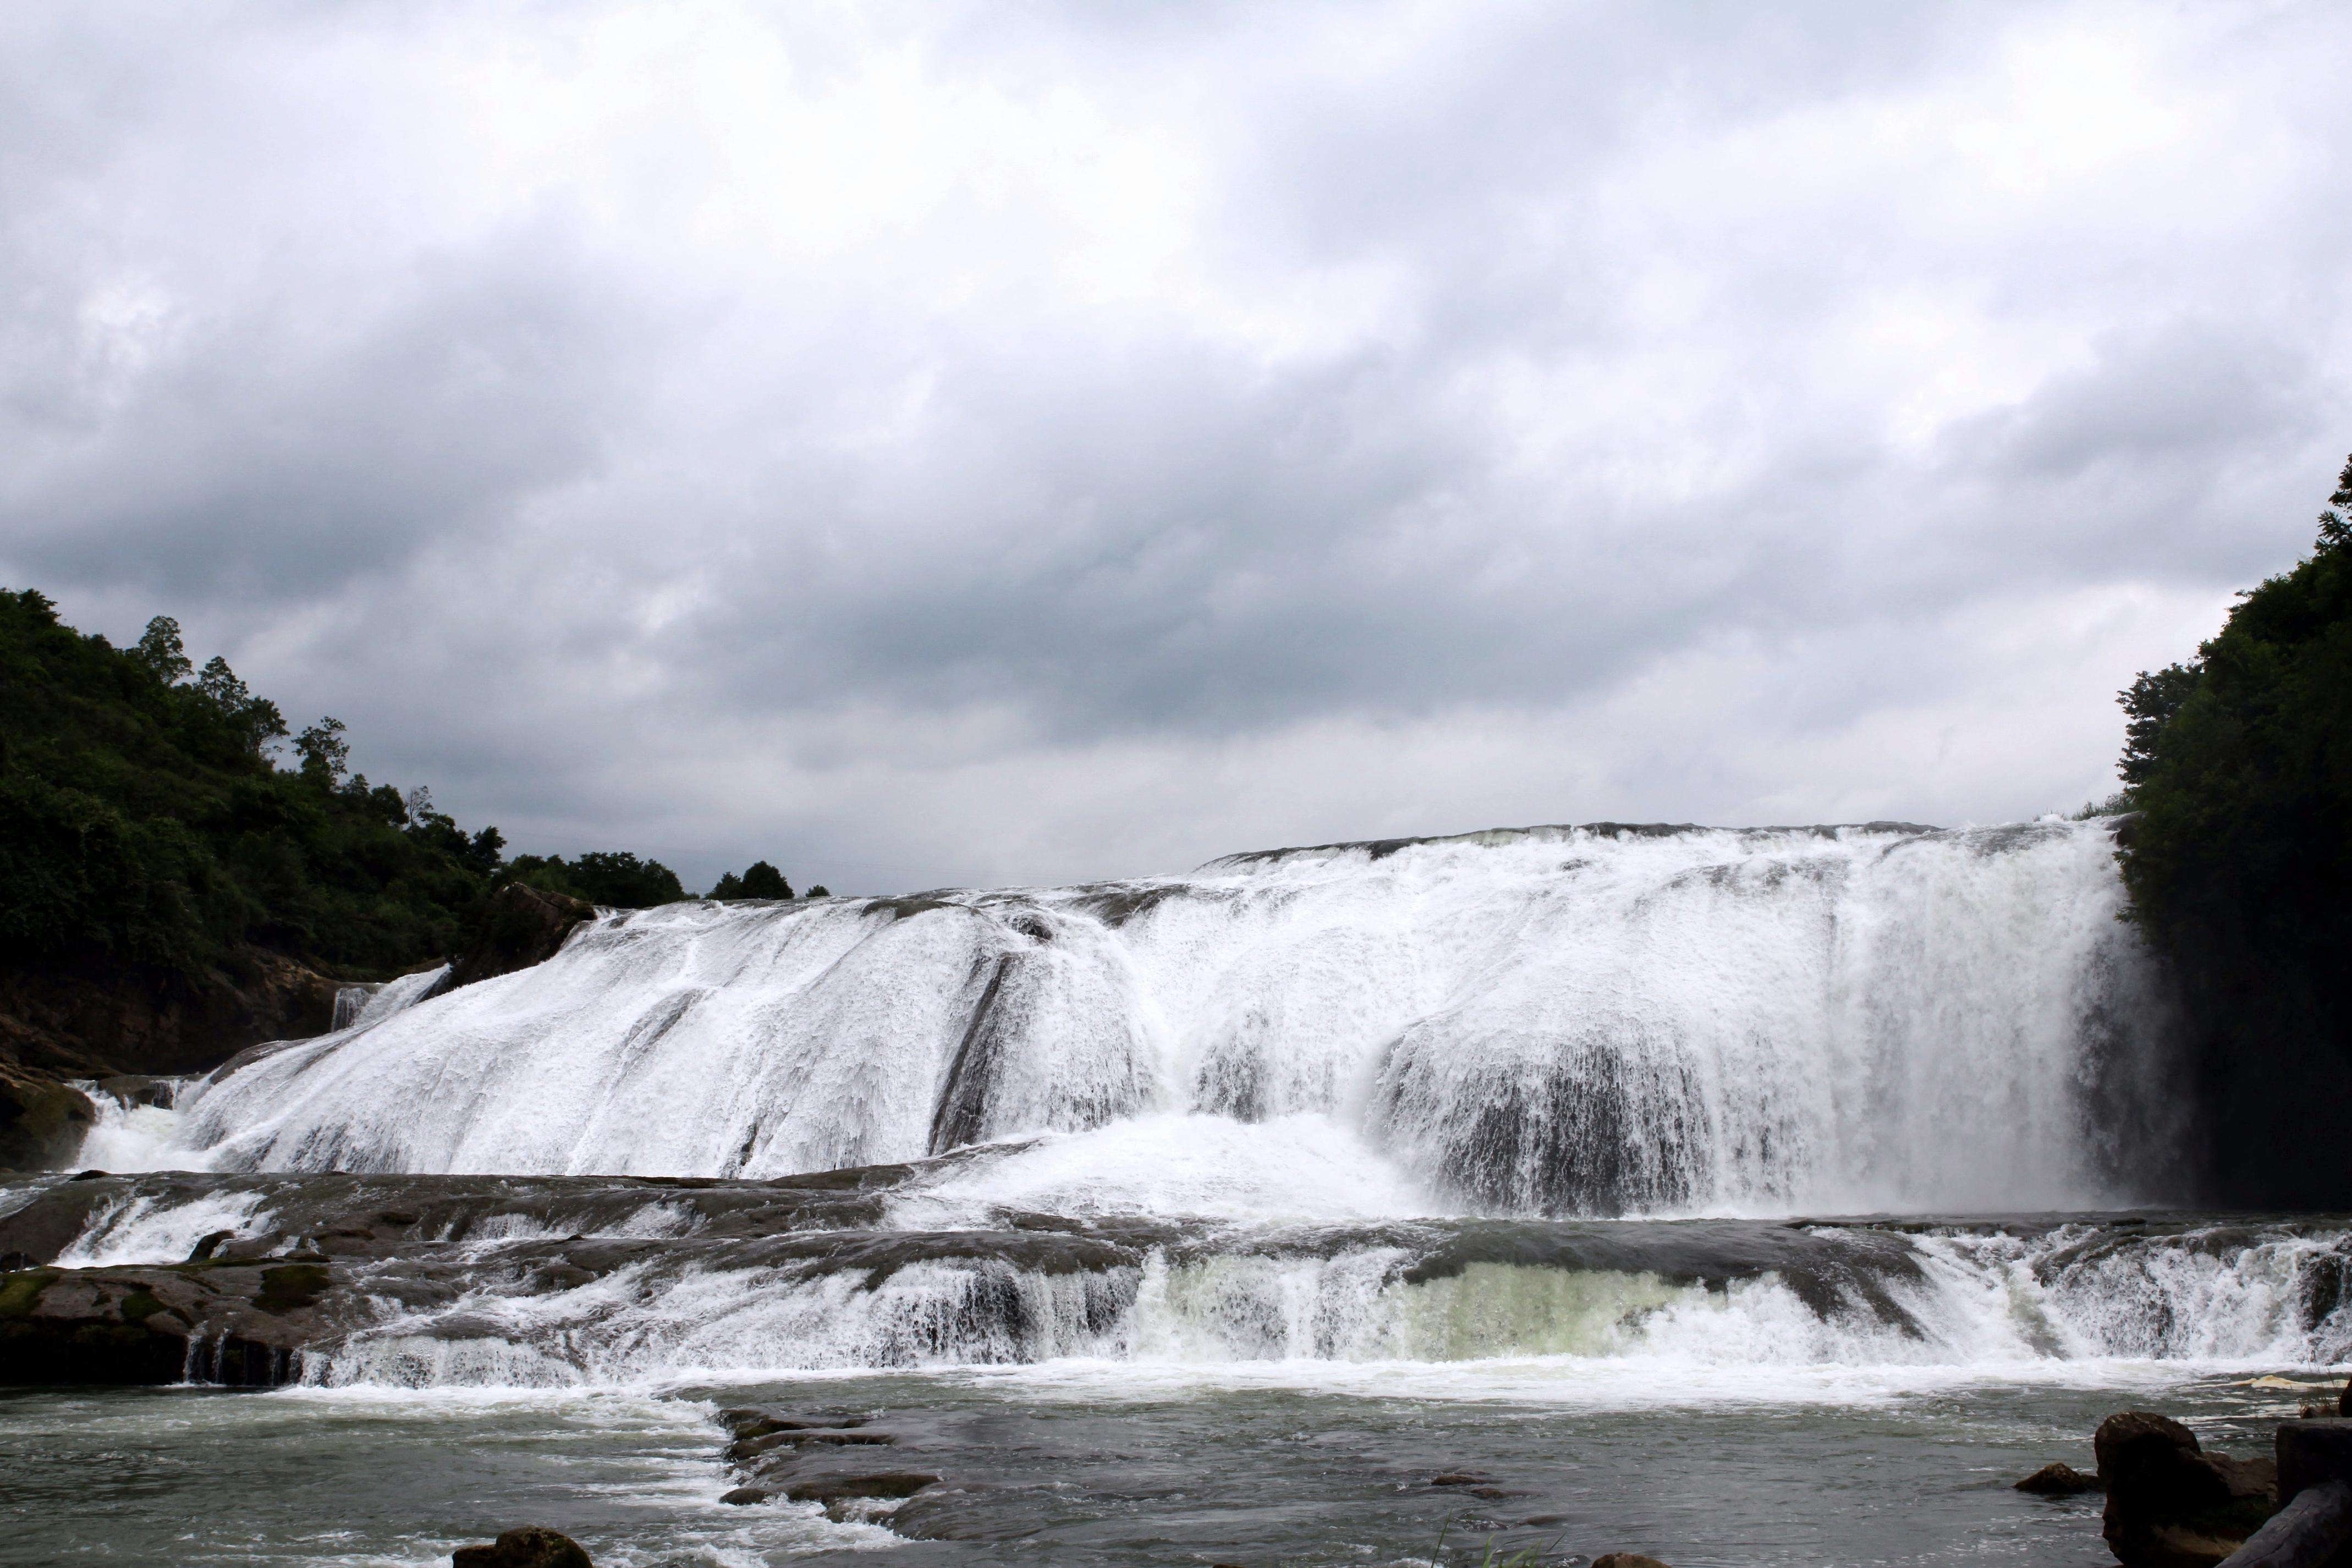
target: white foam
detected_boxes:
[892,1113,1442,1226]
[54,1187,273,1267]
[69,1081,196,1173]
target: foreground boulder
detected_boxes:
[2096,1411,2277,1566]
[1592,1556,1673,1568]
[451,1527,593,1568]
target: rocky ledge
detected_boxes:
[0,1255,327,1384]
[712,1405,942,1521]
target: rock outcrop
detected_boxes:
[450,1527,595,1568]
[711,1404,942,1520]
[2018,1461,2103,1495]
[2096,1411,2278,1566]
[0,1162,1114,1387]
[0,1064,95,1170]
[444,883,597,992]
[0,948,340,1081]
[0,945,342,1170]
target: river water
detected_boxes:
[0,1358,2325,1566]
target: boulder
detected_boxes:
[450,1527,594,1568]
[2095,1411,2278,1566]
[446,884,598,991]
[2016,1461,2102,1495]
[0,1066,95,1170]
[1592,1556,1673,1568]
[92,1075,179,1108]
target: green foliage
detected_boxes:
[504,851,686,909]
[130,617,191,686]
[293,716,349,786]
[805,884,830,898]
[2112,455,2352,1200]
[708,859,792,900]
[0,588,501,978]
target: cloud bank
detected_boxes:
[4,1,2348,892]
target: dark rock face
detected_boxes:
[450,1527,594,1568]
[0,948,340,1081]
[0,946,340,1170]
[0,1065,95,1170]
[2017,1461,2103,1495]
[2096,1411,2278,1566]
[445,884,597,991]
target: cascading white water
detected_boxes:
[287,1218,2352,1387]
[167,819,2181,1217]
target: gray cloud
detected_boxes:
[2,1,2347,893]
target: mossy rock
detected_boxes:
[0,1270,58,1319]
[256,1263,329,1312]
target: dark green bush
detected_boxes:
[708,860,792,900]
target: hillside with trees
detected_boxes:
[2111,456,2352,1203]
[0,589,785,1143]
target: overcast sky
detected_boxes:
[4,2,2347,894]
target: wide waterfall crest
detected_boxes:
[171,818,2183,1216]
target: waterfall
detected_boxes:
[168,819,2185,1217]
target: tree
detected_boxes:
[131,617,192,685]
[295,717,350,786]
[190,654,288,758]
[2113,453,2352,1204]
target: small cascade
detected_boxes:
[68,1077,198,1173]
[331,985,377,1031]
